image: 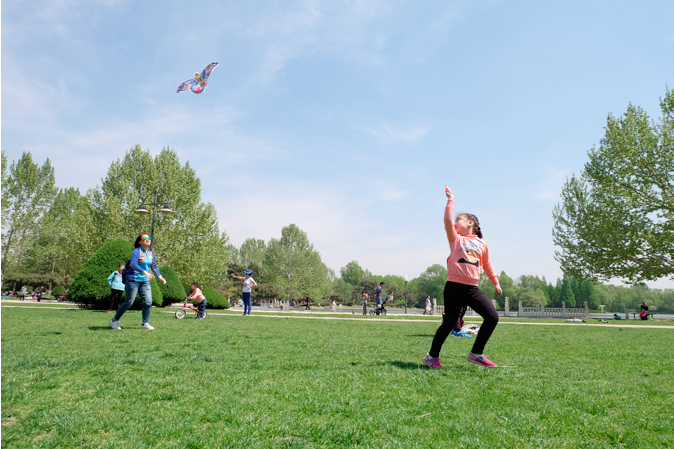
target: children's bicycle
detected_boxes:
[175,299,207,319]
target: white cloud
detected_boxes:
[359,123,429,144]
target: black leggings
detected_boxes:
[109,289,124,310]
[429,281,499,357]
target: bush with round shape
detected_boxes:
[67,239,133,308]
[52,286,66,297]
[203,287,230,309]
[157,265,185,306]
[150,278,163,307]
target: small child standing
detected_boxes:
[424,186,503,369]
[186,282,207,319]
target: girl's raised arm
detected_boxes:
[444,186,459,244]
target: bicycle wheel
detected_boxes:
[175,309,186,319]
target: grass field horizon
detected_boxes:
[2,307,673,448]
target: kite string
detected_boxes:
[238,99,440,189]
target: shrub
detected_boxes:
[203,287,230,309]
[68,239,133,308]
[52,286,66,296]
[157,266,185,306]
[149,278,163,307]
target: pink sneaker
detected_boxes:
[423,353,443,369]
[468,353,498,367]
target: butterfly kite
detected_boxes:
[177,62,219,95]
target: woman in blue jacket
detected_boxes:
[110,233,166,330]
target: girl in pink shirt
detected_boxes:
[424,186,503,369]
[186,282,207,319]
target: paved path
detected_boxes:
[4,304,672,329]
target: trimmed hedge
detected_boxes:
[52,286,66,296]
[68,239,133,307]
[203,287,230,309]
[157,266,185,306]
[149,278,163,307]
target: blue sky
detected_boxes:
[3,0,673,287]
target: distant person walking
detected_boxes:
[362,291,369,315]
[20,286,27,302]
[305,294,312,311]
[232,270,256,316]
[106,264,125,313]
[109,233,166,330]
[374,282,385,311]
[331,299,337,312]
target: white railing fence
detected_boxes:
[435,301,589,319]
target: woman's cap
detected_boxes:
[243,270,252,274]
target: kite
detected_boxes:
[176,62,220,95]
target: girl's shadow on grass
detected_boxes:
[407,334,434,337]
[88,326,113,331]
[378,361,425,370]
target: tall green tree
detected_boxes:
[409,264,447,305]
[1,151,58,278]
[340,261,366,286]
[89,145,230,287]
[239,238,266,267]
[22,188,97,289]
[560,276,576,307]
[264,224,332,301]
[553,88,674,283]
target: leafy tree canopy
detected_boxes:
[553,88,674,283]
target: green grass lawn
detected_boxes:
[2,307,673,448]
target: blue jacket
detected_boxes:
[126,247,161,283]
[107,271,124,290]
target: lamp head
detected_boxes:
[134,204,150,216]
[159,202,175,215]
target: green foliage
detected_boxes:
[332,278,354,305]
[264,224,332,301]
[157,266,185,306]
[409,264,447,306]
[340,261,366,285]
[256,283,280,301]
[203,287,229,309]
[1,151,58,278]
[67,239,133,306]
[149,278,163,307]
[560,276,576,307]
[52,286,66,296]
[553,88,674,283]
[88,145,230,288]
[239,238,266,267]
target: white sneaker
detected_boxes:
[141,323,155,330]
[109,320,121,330]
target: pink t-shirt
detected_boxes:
[444,198,498,287]
[187,288,205,301]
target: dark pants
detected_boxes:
[242,292,252,315]
[363,303,367,315]
[305,303,311,310]
[109,289,124,310]
[197,298,207,318]
[430,281,499,357]
[452,305,468,332]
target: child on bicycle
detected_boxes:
[186,282,207,319]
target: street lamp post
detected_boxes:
[404,275,408,314]
[134,189,175,240]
